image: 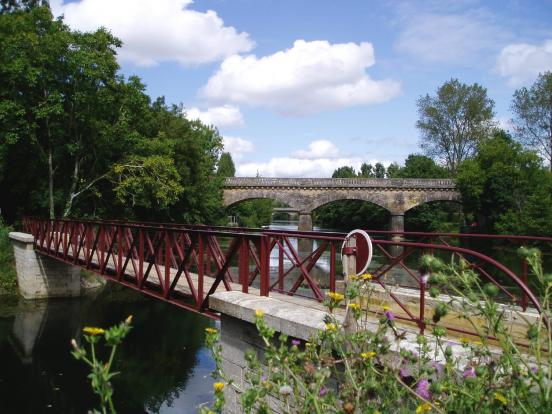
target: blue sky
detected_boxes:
[51,0,552,177]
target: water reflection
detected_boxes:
[0,285,214,414]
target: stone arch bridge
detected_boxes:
[223,177,461,233]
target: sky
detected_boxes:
[50,0,552,177]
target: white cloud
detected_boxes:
[496,40,552,85]
[222,136,254,161]
[201,40,401,114]
[234,140,388,177]
[50,0,253,66]
[291,140,341,159]
[395,9,505,64]
[186,105,244,129]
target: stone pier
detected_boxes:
[9,232,81,299]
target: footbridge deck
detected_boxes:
[22,218,549,344]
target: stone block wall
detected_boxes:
[9,232,81,299]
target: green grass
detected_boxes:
[0,221,17,295]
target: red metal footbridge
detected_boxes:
[23,218,551,340]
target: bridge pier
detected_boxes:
[297,212,313,232]
[390,214,405,256]
[9,232,82,299]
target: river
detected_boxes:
[0,286,216,413]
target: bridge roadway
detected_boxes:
[222,177,461,233]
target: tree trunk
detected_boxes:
[48,146,55,219]
[63,157,80,218]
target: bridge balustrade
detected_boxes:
[22,217,549,343]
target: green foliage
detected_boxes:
[217,152,236,177]
[0,8,224,224]
[71,316,133,414]
[332,166,357,178]
[205,252,552,414]
[417,79,495,172]
[0,219,17,294]
[457,130,552,235]
[511,71,552,170]
[228,199,273,228]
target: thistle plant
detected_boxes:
[71,316,133,414]
[203,248,552,413]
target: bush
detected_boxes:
[203,250,552,413]
[0,220,17,295]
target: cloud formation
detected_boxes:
[222,136,254,161]
[496,39,552,85]
[235,140,386,177]
[51,0,253,66]
[186,105,244,129]
[201,40,401,114]
[395,9,504,64]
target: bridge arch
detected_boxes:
[307,193,393,214]
[402,191,462,214]
[223,192,302,211]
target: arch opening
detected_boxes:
[313,199,391,232]
[404,200,463,233]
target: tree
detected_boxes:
[217,152,236,177]
[417,79,495,173]
[332,166,357,178]
[511,71,552,171]
[457,130,552,235]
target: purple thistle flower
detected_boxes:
[416,379,431,400]
[462,367,476,378]
[399,367,410,378]
[432,362,444,375]
[531,367,538,374]
[291,339,301,346]
[385,310,395,321]
[319,386,328,397]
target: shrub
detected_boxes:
[203,249,551,413]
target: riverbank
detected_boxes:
[0,221,17,295]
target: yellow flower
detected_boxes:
[416,402,432,413]
[348,303,360,311]
[383,305,392,311]
[325,323,337,332]
[255,309,264,318]
[213,382,225,392]
[350,275,360,281]
[360,351,376,359]
[125,315,133,324]
[460,337,470,344]
[327,292,345,302]
[205,327,218,335]
[494,392,507,405]
[83,327,105,336]
[362,273,373,280]
[473,341,483,346]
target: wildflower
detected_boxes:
[213,382,225,392]
[343,402,355,413]
[399,367,411,378]
[494,392,507,405]
[416,402,432,413]
[459,337,470,344]
[291,339,301,346]
[348,303,360,311]
[362,273,373,281]
[279,385,292,396]
[70,339,78,350]
[255,309,264,318]
[319,386,328,397]
[421,274,429,284]
[462,367,476,378]
[350,275,360,281]
[416,379,431,400]
[325,323,337,332]
[361,351,376,360]
[83,327,105,336]
[327,292,345,302]
[385,310,395,321]
[383,305,392,311]
[432,362,444,375]
[125,315,133,324]
[205,327,218,335]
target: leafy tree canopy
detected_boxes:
[417,79,495,173]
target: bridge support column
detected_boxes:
[297,212,313,253]
[390,214,405,256]
[9,232,81,299]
